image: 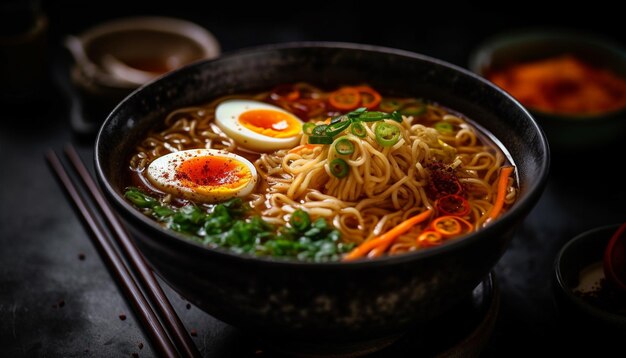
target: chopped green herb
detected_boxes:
[123,187,351,262]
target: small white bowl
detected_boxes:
[66,16,220,89]
[65,16,220,135]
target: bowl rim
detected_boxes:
[553,223,626,325]
[95,41,550,268]
[468,29,626,122]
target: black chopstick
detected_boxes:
[63,145,201,358]
[46,149,179,358]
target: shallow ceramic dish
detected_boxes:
[95,42,549,354]
[553,224,626,333]
[469,30,626,153]
[66,16,220,135]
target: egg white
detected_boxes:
[147,149,257,203]
[215,99,302,152]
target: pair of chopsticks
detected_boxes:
[46,145,201,358]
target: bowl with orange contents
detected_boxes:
[469,30,626,152]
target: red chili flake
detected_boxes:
[119,314,127,321]
[426,161,463,200]
[190,329,197,337]
[131,353,139,358]
[138,342,144,350]
[78,253,85,260]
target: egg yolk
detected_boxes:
[175,155,251,191]
[238,109,301,138]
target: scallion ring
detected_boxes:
[379,99,402,112]
[356,111,387,122]
[330,114,347,125]
[329,158,349,178]
[290,209,311,231]
[325,119,351,137]
[309,135,334,144]
[434,121,454,134]
[346,107,367,118]
[400,100,426,116]
[375,122,401,147]
[312,124,328,136]
[334,138,355,155]
[350,122,366,138]
[302,122,316,135]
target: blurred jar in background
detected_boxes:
[0,0,48,106]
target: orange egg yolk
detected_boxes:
[175,155,251,190]
[238,109,301,138]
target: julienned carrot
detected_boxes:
[487,166,514,222]
[288,144,318,154]
[343,209,433,261]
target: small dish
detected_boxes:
[65,16,220,136]
[469,30,626,153]
[553,224,626,339]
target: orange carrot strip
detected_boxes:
[487,166,514,222]
[343,209,433,261]
[288,144,318,154]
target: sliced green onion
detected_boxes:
[346,107,367,118]
[390,111,403,122]
[356,111,387,122]
[302,122,316,135]
[434,121,454,134]
[329,158,349,178]
[152,205,174,218]
[401,100,426,116]
[290,209,311,231]
[325,119,351,137]
[330,114,347,125]
[334,138,355,155]
[312,124,328,136]
[350,122,366,138]
[379,99,403,112]
[375,123,401,147]
[309,135,334,144]
[125,187,157,208]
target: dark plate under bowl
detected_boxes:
[95,42,549,352]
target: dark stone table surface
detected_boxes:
[1,2,624,356]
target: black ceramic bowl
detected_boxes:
[469,30,626,153]
[95,43,549,354]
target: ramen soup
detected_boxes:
[124,83,517,262]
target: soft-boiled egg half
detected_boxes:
[215,99,303,152]
[147,149,257,203]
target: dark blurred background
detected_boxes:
[42,1,625,66]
